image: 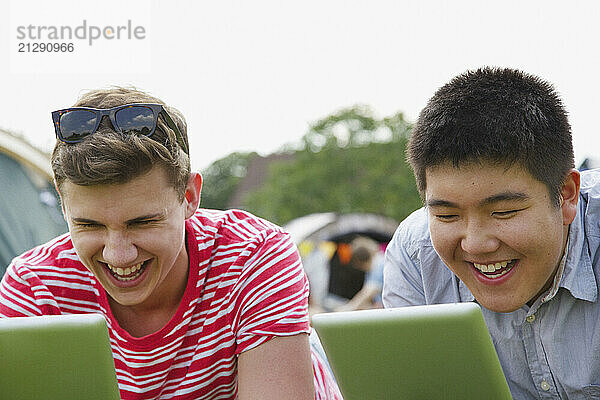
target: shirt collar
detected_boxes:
[554,199,597,302]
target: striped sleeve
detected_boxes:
[0,262,60,317]
[229,230,311,355]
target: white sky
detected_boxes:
[2,0,599,172]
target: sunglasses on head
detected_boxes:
[51,103,189,155]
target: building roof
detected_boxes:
[227,152,295,208]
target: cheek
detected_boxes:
[428,221,458,260]
[69,235,102,272]
[501,213,562,254]
[69,234,96,259]
[146,225,185,259]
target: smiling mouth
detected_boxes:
[472,260,517,279]
[104,260,149,282]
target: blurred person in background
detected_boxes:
[325,236,383,312]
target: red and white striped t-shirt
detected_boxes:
[0,209,342,399]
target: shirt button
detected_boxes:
[526,314,536,323]
[540,380,551,391]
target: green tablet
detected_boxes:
[312,302,512,400]
[0,314,120,400]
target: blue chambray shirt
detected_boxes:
[383,169,600,400]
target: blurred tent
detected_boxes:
[283,212,399,312]
[0,129,66,277]
[579,157,599,171]
[284,212,399,246]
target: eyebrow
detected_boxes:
[426,191,530,208]
[71,213,166,226]
[479,191,530,206]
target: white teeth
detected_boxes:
[106,262,145,281]
[474,261,508,273]
[473,260,513,278]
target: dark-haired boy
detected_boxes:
[383,67,600,399]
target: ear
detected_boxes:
[183,172,203,219]
[560,169,580,226]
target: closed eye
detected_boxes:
[74,222,101,229]
[492,209,524,218]
[128,219,162,228]
[126,213,166,227]
[434,214,459,222]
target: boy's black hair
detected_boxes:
[407,67,574,206]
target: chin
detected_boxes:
[477,299,523,313]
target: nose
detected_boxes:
[102,231,138,267]
[460,220,500,255]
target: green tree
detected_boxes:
[200,151,256,210]
[243,106,421,225]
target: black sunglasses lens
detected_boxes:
[115,106,156,136]
[59,110,98,142]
